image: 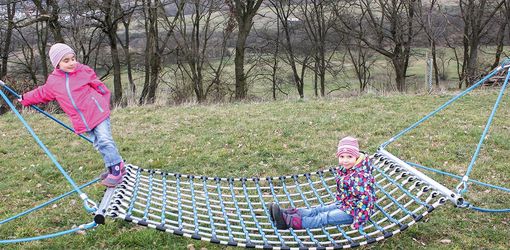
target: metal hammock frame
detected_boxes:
[1,59,509,247]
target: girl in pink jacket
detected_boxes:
[20,43,125,187]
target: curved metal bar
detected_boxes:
[0,179,99,225]
[0,221,97,244]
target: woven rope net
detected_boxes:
[106,153,446,249]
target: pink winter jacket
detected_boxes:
[21,63,111,134]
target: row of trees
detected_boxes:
[0,0,509,107]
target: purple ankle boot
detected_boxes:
[101,161,126,187]
[271,203,303,230]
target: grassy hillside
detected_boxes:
[0,91,509,249]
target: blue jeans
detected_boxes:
[87,118,122,167]
[298,203,353,229]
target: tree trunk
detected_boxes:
[234,27,249,100]
[229,0,264,100]
[392,58,407,92]
[431,40,440,87]
[0,1,15,78]
[107,31,123,106]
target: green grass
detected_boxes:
[1,90,509,249]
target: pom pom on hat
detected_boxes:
[49,43,75,68]
[336,136,360,158]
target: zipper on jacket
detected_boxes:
[91,96,104,113]
[65,73,91,131]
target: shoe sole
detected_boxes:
[99,167,127,180]
[271,203,289,230]
[101,174,125,187]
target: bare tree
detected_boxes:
[84,0,139,106]
[417,0,447,88]
[298,0,339,97]
[257,17,289,100]
[268,0,311,98]
[458,0,505,87]
[225,0,264,100]
[346,38,375,93]
[488,8,507,70]
[32,0,64,43]
[338,0,420,92]
[116,0,140,105]
[173,0,224,102]
[0,0,16,79]
[139,0,185,104]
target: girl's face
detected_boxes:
[338,153,357,169]
[58,53,77,72]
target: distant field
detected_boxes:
[1,89,509,249]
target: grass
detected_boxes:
[1,90,509,249]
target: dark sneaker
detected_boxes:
[271,203,289,230]
[268,203,275,222]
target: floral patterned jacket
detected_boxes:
[335,153,376,229]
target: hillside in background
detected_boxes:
[1,90,509,249]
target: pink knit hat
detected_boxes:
[336,136,360,158]
[49,43,75,68]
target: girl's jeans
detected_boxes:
[298,203,353,228]
[87,118,122,167]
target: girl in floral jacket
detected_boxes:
[270,136,376,230]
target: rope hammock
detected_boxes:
[1,59,510,247]
[104,157,446,249]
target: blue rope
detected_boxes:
[467,205,510,213]
[0,89,96,213]
[407,162,510,193]
[214,177,235,244]
[0,221,97,244]
[126,168,142,216]
[265,177,292,248]
[304,174,339,246]
[0,179,98,225]
[0,82,92,143]
[459,68,510,194]
[228,178,252,245]
[160,174,168,226]
[240,178,268,246]
[375,166,430,209]
[279,176,305,247]
[254,178,286,246]
[176,174,183,230]
[381,64,504,149]
[201,177,218,241]
[291,175,322,247]
[189,176,200,237]
[143,172,154,221]
[406,162,510,212]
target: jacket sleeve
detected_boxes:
[20,84,55,106]
[85,66,111,96]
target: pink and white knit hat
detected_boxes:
[49,43,75,68]
[336,136,360,158]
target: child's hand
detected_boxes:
[17,95,23,102]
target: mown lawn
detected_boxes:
[0,90,509,249]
